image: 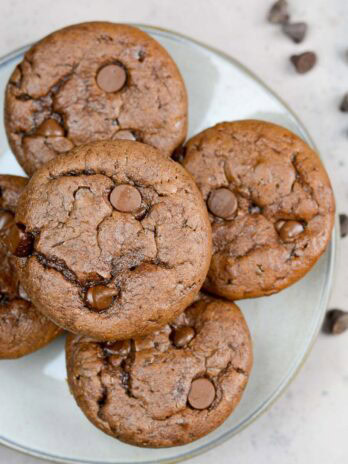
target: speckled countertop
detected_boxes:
[0,0,347,463]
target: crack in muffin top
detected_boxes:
[65,295,253,447]
[13,140,212,340]
[5,22,188,176]
[182,120,335,300]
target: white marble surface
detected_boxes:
[0,0,347,463]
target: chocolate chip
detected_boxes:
[133,205,147,220]
[249,204,261,214]
[172,146,186,163]
[0,211,14,230]
[173,326,195,348]
[339,94,348,112]
[105,340,131,356]
[208,188,238,220]
[110,185,142,213]
[86,285,118,311]
[112,130,137,141]
[36,119,64,137]
[275,219,286,232]
[324,309,348,335]
[290,52,317,74]
[282,22,307,43]
[46,136,74,153]
[4,224,34,257]
[188,378,216,410]
[339,214,348,238]
[96,64,127,93]
[278,220,304,242]
[268,0,289,24]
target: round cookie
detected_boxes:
[13,140,212,341]
[5,21,188,176]
[66,295,253,447]
[0,175,62,359]
[182,120,335,300]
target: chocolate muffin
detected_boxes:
[182,120,335,300]
[5,22,188,176]
[0,175,61,359]
[12,140,212,341]
[66,295,253,447]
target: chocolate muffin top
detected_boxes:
[5,22,188,176]
[182,120,335,300]
[13,140,212,340]
[66,295,253,447]
[0,175,61,359]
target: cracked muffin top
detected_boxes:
[65,294,253,447]
[182,120,335,300]
[0,175,62,359]
[11,140,212,340]
[5,21,188,176]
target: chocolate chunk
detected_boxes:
[208,188,238,220]
[36,119,64,137]
[282,22,307,43]
[324,309,348,335]
[4,224,34,257]
[339,94,348,112]
[173,326,195,348]
[110,184,142,213]
[113,130,137,141]
[339,214,348,238]
[290,52,317,74]
[172,146,186,163]
[188,378,216,410]
[96,63,127,93]
[105,340,131,356]
[268,0,289,24]
[86,285,118,311]
[278,220,304,242]
[0,211,14,230]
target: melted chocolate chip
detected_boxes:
[4,224,34,257]
[36,119,64,137]
[208,188,238,220]
[110,185,142,213]
[86,285,118,311]
[173,326,195,348]
[105,340,131,356]
[188,378,216,410]
[96,64,127,93]
[278,220,304,242]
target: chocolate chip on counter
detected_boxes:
[0,211,14,230]
[339,94,348,112]
[339,214,348,238]
[110,185,142,213]
[290,52,317,74]
[278,220,304,242]
[323,309,348,335]
[105,340,131,356]
[112,130,137,141]
[188,378,216,410]
[36,119,65,137]
[96,63,127,93]
[86,285,118,311]
[282,22,307,43]
[4,224,34,257]
[208,188,238,220]
[268,0,289,24]
[173,326,195,348]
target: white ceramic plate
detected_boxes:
[0,25,335,464]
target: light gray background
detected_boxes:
[0,0,347,463]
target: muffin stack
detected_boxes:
[0,22,335,448]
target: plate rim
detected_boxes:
[0,23,337,464]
